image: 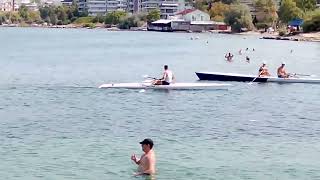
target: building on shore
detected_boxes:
[148,9,229,32]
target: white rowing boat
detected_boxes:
[99,82,231,90]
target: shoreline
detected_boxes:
[1,24,319,42]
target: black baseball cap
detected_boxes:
[139,138,153,146]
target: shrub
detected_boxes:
[73,16,94,24]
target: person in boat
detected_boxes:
[277,62,289,78]
[258,62,271,77]
[225,53,234,62]
[131,138,156,176]
[153,65,175,85]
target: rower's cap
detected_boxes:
[282,61,286,65]
[139,138,153,146]
[262,61,266,64]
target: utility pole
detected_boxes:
[12,0,15,11]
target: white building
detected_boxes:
[106,0,127,12]
[78,0,107,16]
[173,9,210,21]
[159,0,179,19]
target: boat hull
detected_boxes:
[196,72,320,83]
[99,82,231,90]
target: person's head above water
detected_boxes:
[140,138,154,151]
[164,65,168,70]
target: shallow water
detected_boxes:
[0,28,319,179]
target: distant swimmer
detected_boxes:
[131,138,156,176]
[239,49,242,55]
[253,48,255,51]
[225,52,234,62]
[277,62,289,78]
[153,65,175,85]
[290,49,293,53]
[258,62,271,77]
[246,48,249,51]
[246,56,250,63]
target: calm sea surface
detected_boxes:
[0,28,320,180]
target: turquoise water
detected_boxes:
[0,28,320,179]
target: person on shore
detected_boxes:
[277,62,289,78]
[153,65,175,85]
[131,138,156,176]
[225,52,234,62]
[258,62,271,77]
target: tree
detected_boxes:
[208,2,230,22]
[254,0,278,27]
[278,0,303,23]
[302,9,320,32]
[19,5,30,21]
[224,4,254,32]
[294,0,316,12]
[146,9,160,22]
[55,6,67,24]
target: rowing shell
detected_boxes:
[99,82,232,90]
[196,72,320,83]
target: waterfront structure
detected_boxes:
[317,0,320,7]
[148,9,228,32]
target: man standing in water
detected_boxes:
[131,138,156,176]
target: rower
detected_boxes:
[277,62,289,78]
[153,65,175,85]
[258,62,271,77]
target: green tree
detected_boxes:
[209,2,230,22]
[146,9,160,22]
[29,11,41,23]
[0,12,6,25]
[19,5,30,21]
[105,11,127,25]
[278,0,303,23]
[254,0,278,27]
[55,6,67,24]
[224,3,254,32]
[302,9,320,32]
[294,0,316,12]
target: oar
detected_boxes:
[248,72,263,85]
[293,73,316,77]
[142,75,157,80]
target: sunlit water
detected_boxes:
[0,28,319,179]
